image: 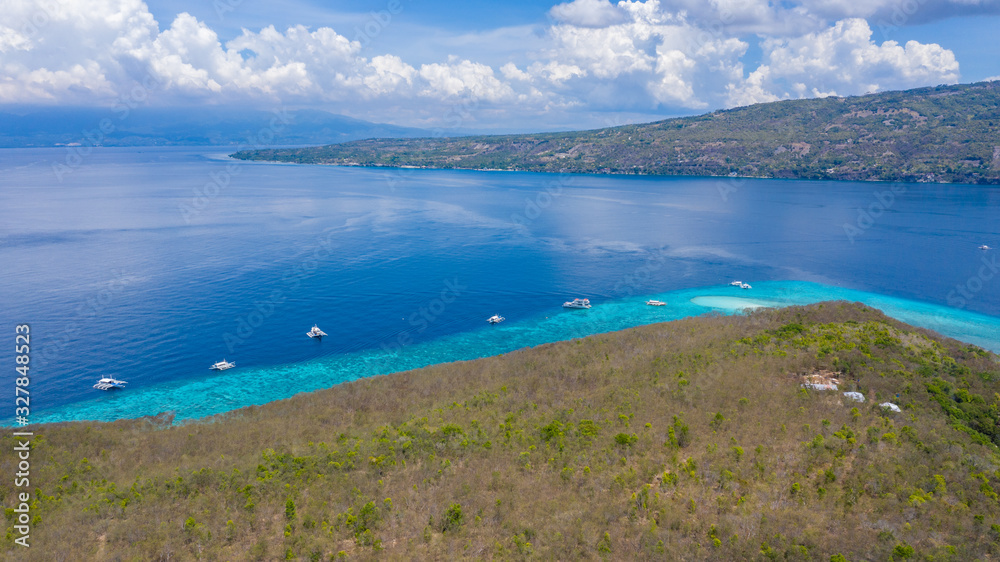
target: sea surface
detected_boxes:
[1,147,998,425]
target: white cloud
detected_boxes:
[0,0,970,128]
[0,60,115,102]
[525,2,750,108]
[417,58,514,101]
[0,0,521,114]
[651,0,824,35]
[549,0,628,27]
[526,61,587,84]
[365,55,416,95]
[725,67,779,106]
[500,62,531,82]
[0,0,158,102]
[800,0,1000,26]
[0,26,32,53]
[648,0,1000,36]
[726,18,959,104]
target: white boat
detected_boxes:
[563,298,591,309]
[646,300,666,306]
[741,283,752,289]
[93,377,127,390]
[307,325,327,338]
[980,245,992,250]
[729,280,743,286]
[210,359,235,371]
[487,314,505,324]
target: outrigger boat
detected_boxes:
[93,376,127,390]
[562,298,591,309]
[487,314,505,324]
[210,359,235,371]
[307,325,327,338]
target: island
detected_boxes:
[233,80,1000,185]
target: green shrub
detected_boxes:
[355,501,379,536]
[578,419,601,438]
[597,531,612,554]
[614,433,638,447]
[442,503,464,532]
[667,415,691,448]
[892,543,914,559]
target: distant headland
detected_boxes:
[232,80,1000,185]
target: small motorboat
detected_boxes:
[729,280,743,286]
[741,283,752,289]
[487,314,505,324]
[94,377,127,390]
[307,325,327,338]
[646,300,666,306]
[563,298,591,309]
[210,359,235,371]
[980,245,992,250]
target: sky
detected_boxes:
[1,0,999,131]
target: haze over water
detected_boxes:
[2,147,998,424]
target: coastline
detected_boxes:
[229,155,978,185]
[10,280,999,427]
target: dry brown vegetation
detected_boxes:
[3,302,1000,561]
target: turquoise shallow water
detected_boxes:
[4,149,999,426]
[23,280,1000,426]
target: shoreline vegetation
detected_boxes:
[232,80,1000,185]
[6,301,1000,560]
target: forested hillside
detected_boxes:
[234,81,1000,184]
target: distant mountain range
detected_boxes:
[233,81,1000,184]
[0,106,428,148]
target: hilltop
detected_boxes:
[3,302,1000,560]
[233,81,1000,184]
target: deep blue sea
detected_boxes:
[2,147,998,425]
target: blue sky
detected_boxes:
[1,0,998,131]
